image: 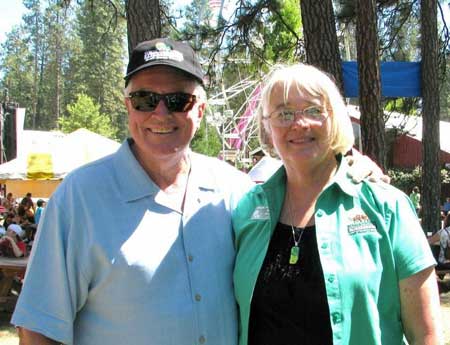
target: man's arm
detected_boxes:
[18,327,61,345]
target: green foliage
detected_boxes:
[190,118,222,157]
[0,1,128,138]
[75,1,128,140]
[263,0,302,63]
[388,166,450,195]
[0,27,34,109]
[388,166,422,194]
[59,93,116,139]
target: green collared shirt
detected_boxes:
[233,158,435,345]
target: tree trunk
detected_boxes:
[421,0,441,233]
[32,13,39,129]
[126,0,161,56]
[300,0,343,92]
[355,0,386,171]
[55,10,62,128]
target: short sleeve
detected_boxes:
[389,192,436,281]
[11,187,89,344]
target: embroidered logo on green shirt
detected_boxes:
[347,211,377,235]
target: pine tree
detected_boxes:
[59,93,116,138]
[75,1,127,139]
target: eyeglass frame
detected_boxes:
[263,105,329,127]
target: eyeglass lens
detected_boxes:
[270,107,326,127]
[129,91,197,112]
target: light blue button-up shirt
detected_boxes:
[12,139,253,345]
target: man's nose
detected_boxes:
[152,99,170,115]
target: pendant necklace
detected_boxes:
[286,192,305,265]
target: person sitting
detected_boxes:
[17,199,35,225]
[2,212,16,230]
[428,213,450,270]
[0,224,27,257]
[3,193,16,212]
[443,197,450,216]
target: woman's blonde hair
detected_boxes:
[257,63,354,158]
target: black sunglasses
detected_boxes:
[127,91,197,112]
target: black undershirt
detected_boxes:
[248,223,333,345]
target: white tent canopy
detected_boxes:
[0,128,120,180]
[0,129,120,197]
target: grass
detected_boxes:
[0,311,18,345]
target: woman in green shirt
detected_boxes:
[232,63,441,345]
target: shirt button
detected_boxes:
[188,255,194,262]
[332,312,343,324]
[195,294,201,301]
[321,242,329,249]
[316,210,324,217]
[327,275,335,283]
[199,335,206,344]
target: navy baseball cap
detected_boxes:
[124,38,204,85]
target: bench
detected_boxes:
[0,257,28,311]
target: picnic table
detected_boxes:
[0,256,28,311]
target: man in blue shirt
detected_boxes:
[12,38,253,345]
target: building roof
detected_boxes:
[347,105,450,154]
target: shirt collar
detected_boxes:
[113,140,218,202]
[328,155,359,197]
[260,154,358,198]
[113,139,160,202]
[188,152,220,191]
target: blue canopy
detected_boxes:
[342,61,421,98]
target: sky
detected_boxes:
[0,1,449,48]
[0,0,27,45]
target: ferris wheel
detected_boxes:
[205,78,262,166]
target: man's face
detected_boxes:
[125,66,205,163]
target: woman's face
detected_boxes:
[264,84,333,167]
[6,229,17,240]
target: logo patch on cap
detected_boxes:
[144,41,184,63]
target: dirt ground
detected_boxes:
[1,277,450,344]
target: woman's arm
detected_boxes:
[18,327,60,345]
[399,266,442,345]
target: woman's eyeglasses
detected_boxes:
[265,106,327,127]
[127,91,197,112]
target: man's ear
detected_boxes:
[124,97,132,111]
[196,102,206,124]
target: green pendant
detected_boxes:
[289,246,300,264]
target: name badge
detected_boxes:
[251,206,270,220]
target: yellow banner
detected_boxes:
[27,153,54,179]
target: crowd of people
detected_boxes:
[0,192,46,257]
